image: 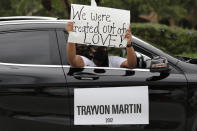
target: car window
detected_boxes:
[64,30,152,69]
[108,47,152,69]
[0,30,60,65]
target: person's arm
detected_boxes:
[66,22,85,67]
[120,29,137,68]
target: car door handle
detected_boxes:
[79,77,96,80]
[73,73,99,80]
[146,73,170,81]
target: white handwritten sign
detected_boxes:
[74,86,149,125]
[68,4,130,48]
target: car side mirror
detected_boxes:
[150,56,170,73]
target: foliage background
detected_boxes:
[0,0,197,57]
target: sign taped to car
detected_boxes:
[68,4,130,48]
[74,86,149,125]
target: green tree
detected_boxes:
[11,0,42,16]
[183,0,197,28]
[138,0,187,26]
[0,0,197,29]
[0,0,14,16]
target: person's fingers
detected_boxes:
[68,22,73,25]
[125,27,132,44]
[124,32,131,39]
[67,22,72,27]
[126,29,131,33]
[66,22,74,32]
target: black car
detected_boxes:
[0,16,196,131]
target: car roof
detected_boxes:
[0,16,71,31]
[0,16,58,21]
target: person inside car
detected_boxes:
[66,22,137,69]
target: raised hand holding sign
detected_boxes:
[68,4,130,48]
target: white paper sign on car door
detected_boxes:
[68,4,130,48]
[74,86,149,125]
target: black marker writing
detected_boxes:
[72,6,86,20]
[91,13,111,22]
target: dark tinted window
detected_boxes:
[0,30,60,65]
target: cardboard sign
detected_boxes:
[74,86,149,125]
[68,4,130,48]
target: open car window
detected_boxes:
[108,47,152,69]
[66,43,153,69]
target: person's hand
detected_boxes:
[125,28,132,45]
[65,22,74,33]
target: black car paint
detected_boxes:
[0,25,70,131]
[0,22,196,131]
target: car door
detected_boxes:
[58,30,187,131]
[63,66,187,131]
[0,30,70,131]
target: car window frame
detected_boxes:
[60,30,153,70]
[58,30,182,74]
